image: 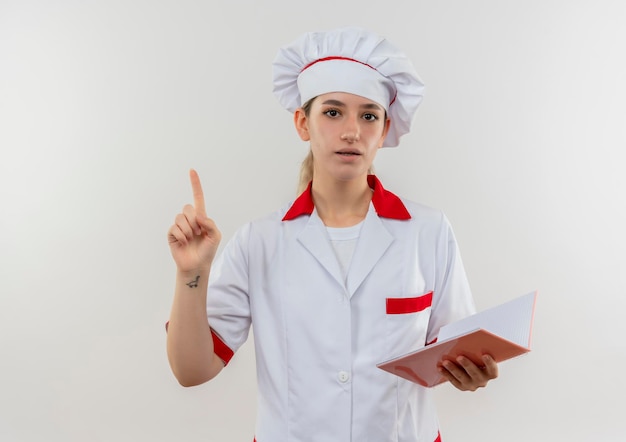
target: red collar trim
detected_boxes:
[282,175,411,221]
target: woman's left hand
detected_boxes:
[439,354,498,391]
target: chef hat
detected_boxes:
[272,27,425,147]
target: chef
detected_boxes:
[166,26,498,442]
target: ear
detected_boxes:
[378,117,391,148]
[294,108,311,141]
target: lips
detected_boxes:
[336,149,362,156]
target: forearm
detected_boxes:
[167,269,223,386]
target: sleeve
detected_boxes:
[426,213,476,345]
[205,223,252,365]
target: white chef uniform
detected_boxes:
[206,175,475,442]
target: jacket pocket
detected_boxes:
[386,291,433,314]
[384,291,433,358]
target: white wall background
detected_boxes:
[1,1,625,441]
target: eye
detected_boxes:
[323,109,341,118]
[362,113,379,121]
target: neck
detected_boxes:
[311,175,372,227]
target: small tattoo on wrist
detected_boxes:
[186,275,200,288]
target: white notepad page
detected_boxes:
[437,290,537,347]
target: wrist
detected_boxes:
[176,268,209,286]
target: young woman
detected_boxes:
[166,27,498,442]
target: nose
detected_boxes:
[340,116,361,143]
[340,132,360,143]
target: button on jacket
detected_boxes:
[206,176,475,442]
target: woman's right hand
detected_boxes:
[167,169,222,273]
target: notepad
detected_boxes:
[377,290,537,387]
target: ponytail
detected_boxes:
[296,98,316,195]
[297,150,314,194]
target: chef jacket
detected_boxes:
[206,175,475,442]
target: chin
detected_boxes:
[332,170,369,183]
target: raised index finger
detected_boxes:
[189,168,206,216]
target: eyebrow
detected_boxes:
[320,99,384,112]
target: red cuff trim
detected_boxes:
[386,291,433,314]
[211,329,235,365]
[165,322,234,365]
